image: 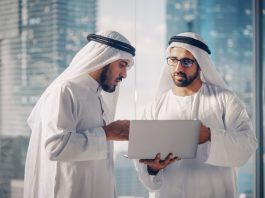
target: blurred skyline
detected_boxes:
[0,0,264,198]
[99,0,167,119]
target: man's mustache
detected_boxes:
[173,72,187,78]
[116,76,123,81]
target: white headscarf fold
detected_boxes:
[27,30,134,130]
[156,32,228,97]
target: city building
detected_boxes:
[0,136,29,198]
[0,0,96,197]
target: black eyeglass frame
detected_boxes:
[166,57,196,68]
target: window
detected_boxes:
[0,0,263,198]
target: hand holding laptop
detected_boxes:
[199,124,211,144]
[103,120,130,141]
[139,153,180,174]
[138,123,210,175]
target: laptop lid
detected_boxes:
[127,120,200,159]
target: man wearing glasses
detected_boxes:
[135,32,257,198]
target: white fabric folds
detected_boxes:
[24,30,134,198]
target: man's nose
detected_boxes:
[121,69,127,79]
[173,61,184,72]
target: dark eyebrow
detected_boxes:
[120,60,129,66]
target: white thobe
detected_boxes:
[24,74,116,198]
[135,83,257,198]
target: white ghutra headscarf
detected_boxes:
[27,30,135,131]
[156,32,228,97]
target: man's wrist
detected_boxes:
[147,165,160,176]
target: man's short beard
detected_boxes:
[100,65,116,93]
[172,67,200,87]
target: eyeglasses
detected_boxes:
[166,57,196,68]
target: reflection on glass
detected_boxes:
[0,0,261,197]
[166,0,255,197]
[0,0,96,197]
[262,1,265,195]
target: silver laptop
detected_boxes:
[127,120,200,159]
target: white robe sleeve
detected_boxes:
[134,161,164,192]
[206,94,258,167]
[134,103,164,191]
[41,84,108,162]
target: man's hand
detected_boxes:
[103,120,130,141]
[199,123,211,144]
[139,153,180,173]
